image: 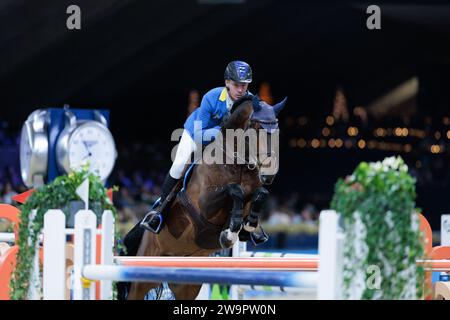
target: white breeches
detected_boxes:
[169,130,199,179]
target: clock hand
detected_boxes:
[82,140,93,157]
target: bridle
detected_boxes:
[218,119,278,174]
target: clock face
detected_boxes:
[67,122,116,180]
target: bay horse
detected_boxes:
[119,94,287,300]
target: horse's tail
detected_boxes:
[116,281,130,300]
[116,222,146,300]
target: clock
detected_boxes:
[56,110,117,182]
[20,109,49,188]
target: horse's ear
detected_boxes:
[252,95,262,112]
[273,97,288,116]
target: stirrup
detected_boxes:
[140,211,163,234]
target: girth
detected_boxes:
[177,189,223,249]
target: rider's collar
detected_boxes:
[226,93,234,111]
[219,87,227,101]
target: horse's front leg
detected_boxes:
[239,187,269,245]
[219,183,245,248]
[244,187,269,232]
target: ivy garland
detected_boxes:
[10,169,118,300]
[331,156,427,299]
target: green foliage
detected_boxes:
[331,156,426,299]
[10,168,118,300]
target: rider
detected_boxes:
[140,60,253,234]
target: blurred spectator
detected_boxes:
[187,89,200,115]
[0,121,14,146]
[299,203,318,225]
[2,182,17,204]
[266,204,293,226]
[116,187,135,209]
[116,170,133,189]
[7,165,21,189]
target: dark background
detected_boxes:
[1,0,450,229]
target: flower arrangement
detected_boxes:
[331,156,426,299]
[10,168,117,300]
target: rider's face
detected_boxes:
[226,80,249,101]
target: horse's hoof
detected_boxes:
[250,227,269,246]
[243,222,256,232]
[219,229,237,248]
[238,230,251,242]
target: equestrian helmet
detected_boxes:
[224,61,252,83]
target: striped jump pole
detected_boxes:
[114,256,450,272]
[115,256,319,271]
[238,284,312,293]
[0,233,16,243]
[240,251,319,259]
[82,265,318,288]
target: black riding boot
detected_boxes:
[140,173,180,233]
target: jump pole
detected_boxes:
[82,265,318,288]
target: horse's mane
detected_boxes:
[230,94,254,114]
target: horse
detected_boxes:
[119,94,287,300]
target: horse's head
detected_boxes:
[220,94,287,185]
[250,95,287,185]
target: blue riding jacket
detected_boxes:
[184,87,230,145]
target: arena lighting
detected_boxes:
[326,116,334,126]
[374,128,383,137]
[347,127,358,136]
[366,77,418,118]
[435,131,441,140]
[297,139,307,148]
[358,140,366,149]
[402,128,409,137]
[289,138,444,154]
[447,130,450,139]
[431,145,441,154]
[328,139,336,148]
[394,128,403,137]
[311,139,320,148]
[322,127,330,137]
